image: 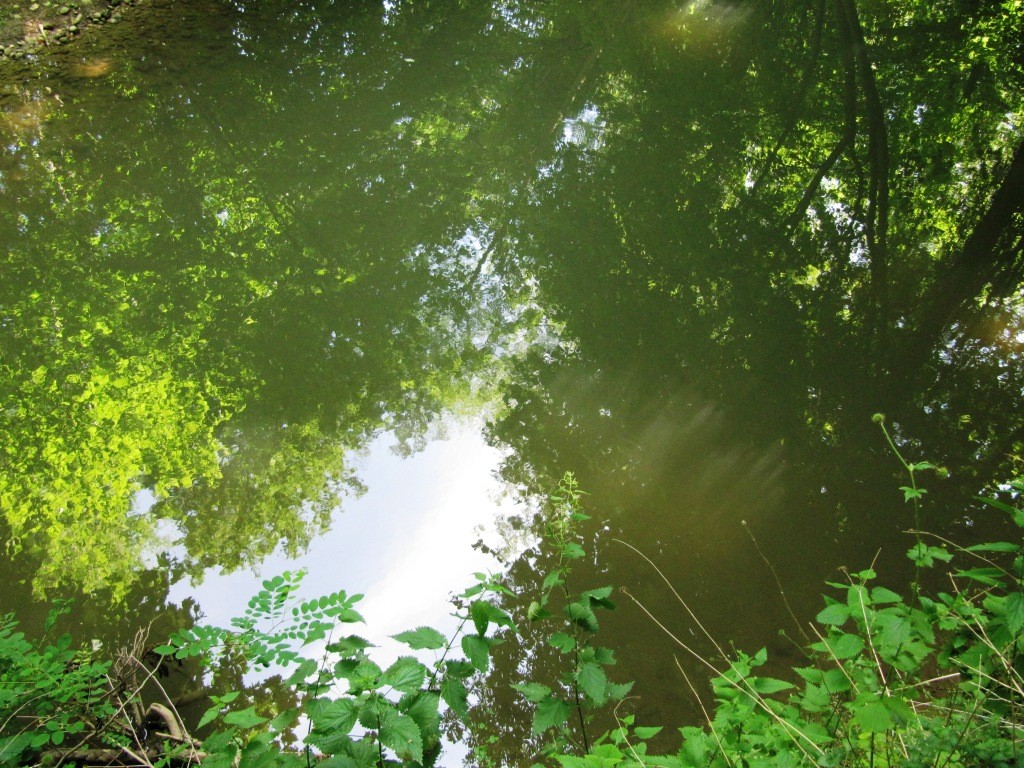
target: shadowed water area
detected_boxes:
[1,0,1023,763]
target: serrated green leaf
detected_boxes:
[870,587,903,604]
[441,676,469,718]
[462,634,494,672]
[633,726,662,739]
[512,682,552,703]
[815,603,850,626]
[309,698,358,736]
[750,677,793,695]
[566,602,599,632]
[549,632,576,653]
[379,714,423,764]
[401,690,440,738]
[527,601,551,622]
[532,696,571,735]
[382,657,427,695]
[823,633,864,660]
[390,627,447,651]
[223,707,267,729]
[852,700,893,733]
[581,586,616,610]
[577,662,607,705]
[562,542,586,559]
[1004,592,1024,634]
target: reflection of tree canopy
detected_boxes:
[0,0,1021,612]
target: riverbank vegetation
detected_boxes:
[3,426,1024,767]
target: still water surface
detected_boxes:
[2,0,1022,762]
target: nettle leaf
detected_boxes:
[470,601,515,636]
[576,662,608,705]
[633,726,662,739]
[527,601,551,622]
[566,602,599,632]
[562,543,586,560]
[379,713,423,764]
[382,657,427,695]
[309,698,359,736]
[1003,592,1024,634]
[581,586,615,610]
[390,627,446,651]
[327,635,374,655]
[750,677,793,695]
[532,696,572,735]
[513,682,552,703]
[549,632,576,653]
[222,707,268,729]
[852,700,893,733]
[401,691,441,738]
[441,676,469,719]
[461,634,495,672]
[606,680,634,700]
[358,695,398,730]
[815,603,850,626]
[817,633,864,660]
[444,660,476,680]
[543,572,565,592]
[870,587,903,604]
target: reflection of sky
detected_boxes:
[160,422,517,766]
[168,423,518,661]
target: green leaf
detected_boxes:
[633,726,662,739]
[562,543,586,559]
[852,700,893,733]
[750,677,794,695]
[327,635,374,655]
[223,707,268,729]
[577,662,608,705]
[542,572,565,591]
[471,600,491,636]
[870,587,903,604]
[379,714,423,764]
[441,676,469,718]
[815,603,850,626]
[900,486,926,502]
[978,495,1024,527]
[401,690,440,737]
[532,696,572,735]
[1004,592,1024,634]
[390,627,447,651]
[566,601,599,632]
[462,634,494,672]
[964,541,1019,553]
[512,682,552,703]
[581,586,616,609]
[549,632,576,653]
[606,681,634,700]
[821,633,864,660]
[382,657,427,695]
[527,601,551,622]
[309,699,359,737]
[956,567,1004,586]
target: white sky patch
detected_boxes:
[168,423,516,658]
